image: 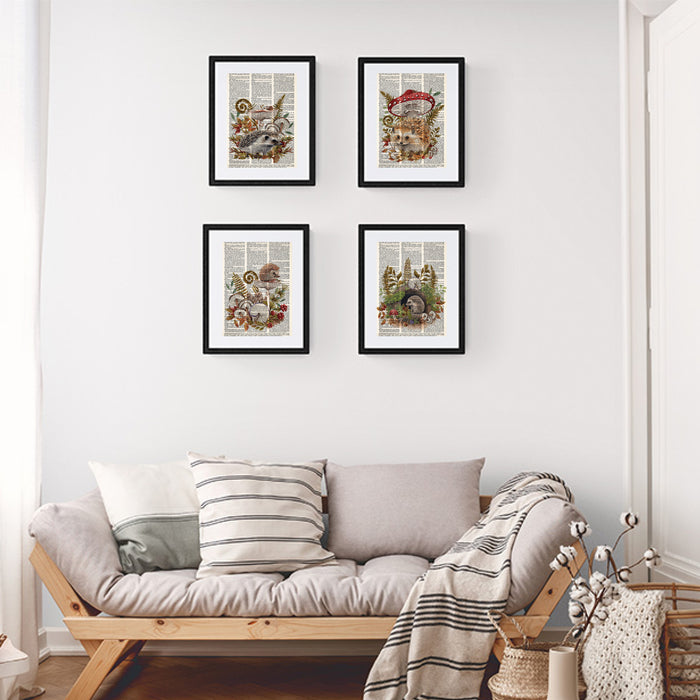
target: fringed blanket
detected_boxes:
[364,472,574,700]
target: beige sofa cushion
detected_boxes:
[29,491,425,616]
[506,497,585,614]
[326,459,484,561]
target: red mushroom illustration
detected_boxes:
[388,90,436,118]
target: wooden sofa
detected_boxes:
[30,495,584,699]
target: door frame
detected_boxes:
[620,0,674,578]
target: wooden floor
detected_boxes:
[36,655,497,699]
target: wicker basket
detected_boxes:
[486,613,585,700]
[630,583,700,700]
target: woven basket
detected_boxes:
[629,583,700,700]
[487,612,585,700]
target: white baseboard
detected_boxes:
[40,625,571,659]
[38,628,50,662]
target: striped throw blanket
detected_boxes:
[364,472,573,700]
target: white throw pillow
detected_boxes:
[89,459,200,573]
[188,452,335,577]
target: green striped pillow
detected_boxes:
[187,452,335,577]
[89,459,201,573]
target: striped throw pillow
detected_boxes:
[188,452,335,577]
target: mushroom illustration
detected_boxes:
[262,120,280,135]
[248,303,270,325]
[262,117,291,136]
[274,117,290,132]
[388,90,435,118]
[256,263,281,320]
[250,106,275,124]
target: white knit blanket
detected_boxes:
[364,472,574,700]
[582,586,666,700]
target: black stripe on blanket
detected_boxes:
[447,531,520,556]
[364,675,408,691]
[416,695,479,700]
[407,656,487,672]
[428,560,512,576]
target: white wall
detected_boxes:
[41,0,622,630]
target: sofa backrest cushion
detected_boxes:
[188,452,336,577]
[89,459,201,574]
[326,458,485,561]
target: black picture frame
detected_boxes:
[358,57,465,188]
[203,224,310,354]
[359,224,465,354]
[209,56,316,186]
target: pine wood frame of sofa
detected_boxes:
[30,495,585,700]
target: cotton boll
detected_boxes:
[594,545,612,562]
[550,552,568,571]
[570,521,591,538]
[644,547,661,568]
[560,545,578,563]
[617,567,631,582]
[568,601,585,623]
[620,512,639,528]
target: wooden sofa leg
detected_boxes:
[109,639,146,673]
[65,639,135,700]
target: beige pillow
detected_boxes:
[326,459,485,561]
[188,452,335,577]
[506,497,586,613]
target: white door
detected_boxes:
[649,0,700,585]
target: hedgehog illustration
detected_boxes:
[401,289,428,316]
[238,131,281,156]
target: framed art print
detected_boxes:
[203,224,309,354]
[359,224,465,354]
[209,56,315,186]
[358,57,465,188]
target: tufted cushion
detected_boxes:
[29,492,425,616]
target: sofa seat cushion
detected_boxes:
[29,491,427,617]
[81,555,429,618]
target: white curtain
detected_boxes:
[0,0,48,697]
